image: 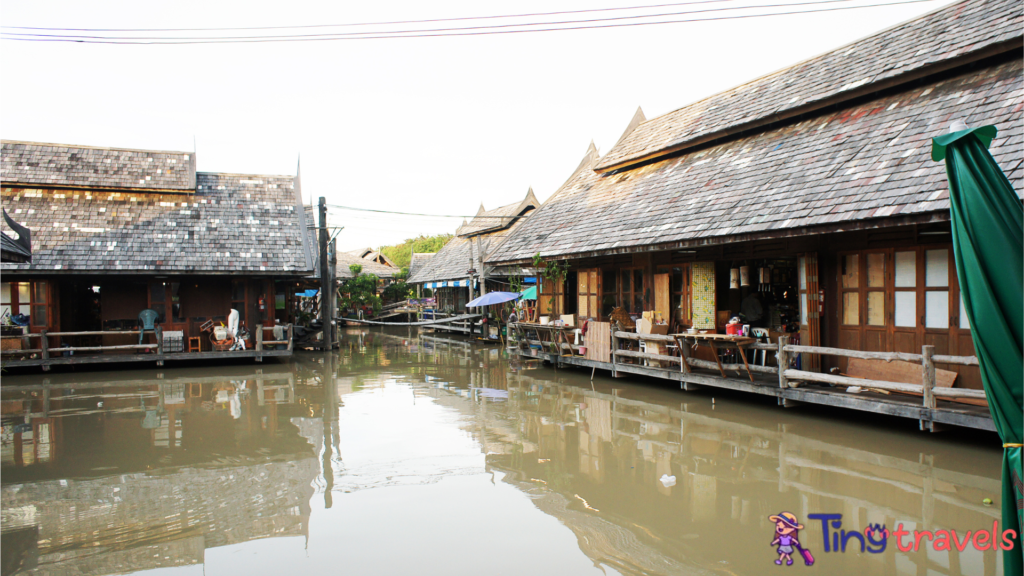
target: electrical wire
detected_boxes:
[0,0,740,32]
[326,204,523,219]
[2,0,876,40]
[0,0,940,44]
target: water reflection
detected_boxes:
[0,328,1004,576]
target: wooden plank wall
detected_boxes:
[585,321,610,363]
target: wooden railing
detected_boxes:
[513,323,986,407]
[2,324,295,359]
[778,337,986,405]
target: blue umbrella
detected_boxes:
[466,291,521,308]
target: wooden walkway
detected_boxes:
[2,348,293,370]
[514,348,995,433]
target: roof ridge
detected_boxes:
[595,0,1021,172]
[1,139,192,156]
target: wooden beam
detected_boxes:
[785,344,923,363]
[785,369,924,394]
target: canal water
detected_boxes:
[1,327,1005,575]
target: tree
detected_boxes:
[338,265,382,315]
[380,234,453,268]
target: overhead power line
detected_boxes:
[327,204,522,219]
[0,0,738,32]
[0,0,939,44]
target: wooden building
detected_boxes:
[488,0,1022,393]
[408,188,539,312]
[1,140,315,363]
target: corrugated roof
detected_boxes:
[488,58,1024,264]
[2,171,314,274]
[596,0,1022,172]
[2,140,196,192]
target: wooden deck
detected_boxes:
[514,348,995,433]
[2,348,293,370]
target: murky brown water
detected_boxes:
[1,327,1006,575]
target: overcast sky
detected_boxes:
[1,0,952,251]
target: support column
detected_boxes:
[319,197,333,352]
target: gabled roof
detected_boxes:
[408,251,434,278]
[2,170,314,274]
[408,191,538,284]
[456,188,540,237]
[2,140,196,192]
[1,231,30,262]
[596,0,1022,173]
[335,250,398,279]
[487,58,1023,264]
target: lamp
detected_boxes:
[729,264,740,289]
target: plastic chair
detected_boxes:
[138,309,159,344]
[751,328,770,365]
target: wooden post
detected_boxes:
[287,323,294,352]
[40,330,49,372]
[155,326,164,366]
[777,336,790,391]
[256,324,263,362]
[921,344,936,431]
[610,322,621,378]
[318,197,333,352]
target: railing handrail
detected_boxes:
[782,344,978,367]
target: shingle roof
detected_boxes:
[596,0,1022,172]
[335,250,398,279]
[409,191,539,283]
[2,171,314,274]
[488,58,1024,264]
[2,140,196,192]
[408,252,434,278]
[1,231,30,262]
[457,189,540,237]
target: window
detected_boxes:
[577,269,600,319]
[601,270,618,317]
[924,249,949,329]
[657,265,690,325]
[620,267,645,314]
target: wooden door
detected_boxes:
[577,269,600,320]
[539,276,564,317]
[654,273,670,324]
[798,254,821,371]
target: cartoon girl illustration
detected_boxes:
[769,512,809,566]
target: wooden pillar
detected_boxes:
[287,323,294,352]
[921,344,936,431]
[256,324,263,362]
[777,336,789,389]
[40,330,49,372]
[318,197,333,352]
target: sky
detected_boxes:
[0,0,954,251]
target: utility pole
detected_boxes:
[319,197,333,351]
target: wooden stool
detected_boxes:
[189,336,202,353]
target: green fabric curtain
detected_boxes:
[933,125,1023,574]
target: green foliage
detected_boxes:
[380,234,453,268]
[532,253,570,317]
[382,281,413,303]
[338,269,382,315]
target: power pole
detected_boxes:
[319,197,333,351]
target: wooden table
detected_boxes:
[515,322,578,356]
[671,333,758,381]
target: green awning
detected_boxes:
[934,124,1022,574]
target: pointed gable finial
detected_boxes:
[477,203,486,216]
[612,107,646,149]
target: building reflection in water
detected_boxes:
[0,328,1005,576]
